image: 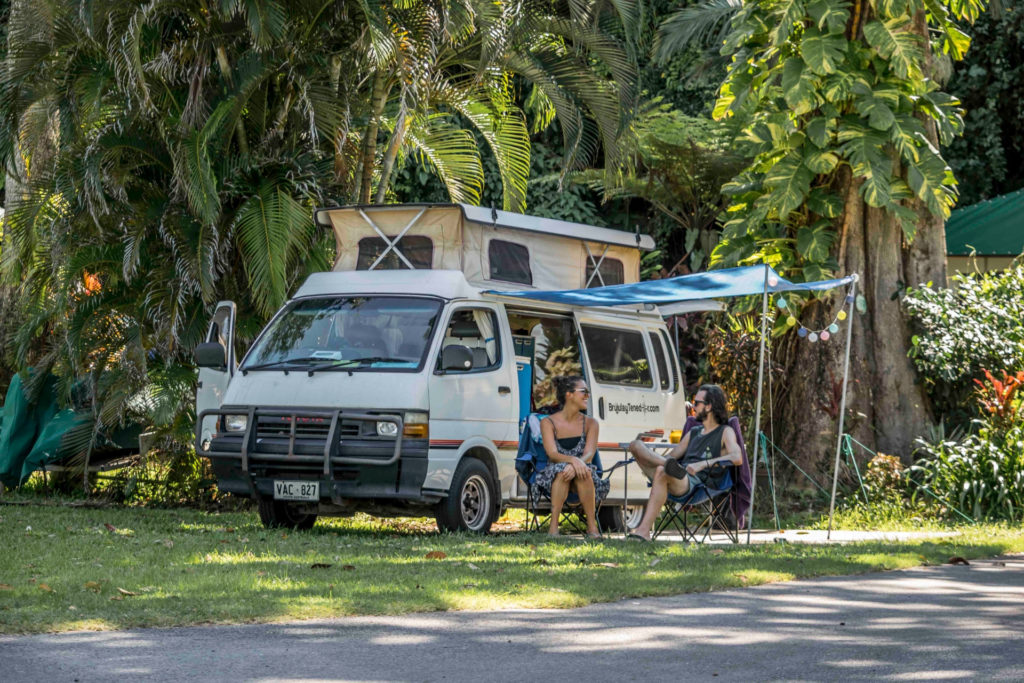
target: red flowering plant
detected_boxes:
[973,369,1024,428]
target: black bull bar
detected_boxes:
[196,408,404,478]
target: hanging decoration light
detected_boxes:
[776,283,856,343]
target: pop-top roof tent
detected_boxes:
[313,203,657,292]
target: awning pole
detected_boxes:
[827,275,858,539]
[746,265,770,544]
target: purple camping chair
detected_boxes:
[651,415,752,543]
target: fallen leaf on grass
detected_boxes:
[425,551,447,560]
[734,574,749,584]
[342,565,355,571]
[68,605,77,611]
[467,563,480,571]
[948,556,970,566]
[710,549,724,555]
[597,562,620,568]
[38,583,54,592]
[0,584,12,590]
[104,523,117,532]
[649,558,661,567]
[117,588,137,596]
[83,581,102,592]
[310,563,332,569]
[109,595,123,601]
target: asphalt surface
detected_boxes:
[2,556,1022,682]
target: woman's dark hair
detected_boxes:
[696,383,729,424]
[553,375,585,409]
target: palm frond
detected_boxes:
[405,114,484,206]
[654,0,742,65]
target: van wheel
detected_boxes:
[598,504,645,533]
[257,497,318,530]
[435,458,497,533]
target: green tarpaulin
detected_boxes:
[0,373,89,488]
[946,188,1024,256]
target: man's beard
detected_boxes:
[696,407,710,422]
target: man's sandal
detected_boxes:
[626,532,650,542]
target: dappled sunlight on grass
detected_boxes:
[2,503,1023,634]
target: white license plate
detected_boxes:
[273,480,319,501]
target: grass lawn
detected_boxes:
[2,501,1023,634]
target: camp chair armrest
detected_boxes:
[601,458,634,477]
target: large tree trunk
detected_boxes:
[775,169,945,492]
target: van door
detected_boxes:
[575,315,663,505]
[427,304,518,495]
[196,301,237,448]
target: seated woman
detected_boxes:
[532,375,609,538]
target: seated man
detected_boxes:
[626,383,742,541]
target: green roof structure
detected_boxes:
[945,188,1024,256]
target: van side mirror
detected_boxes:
[195,342,227,369]
[439,344,473,372]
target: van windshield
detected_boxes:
[241,296,442,372]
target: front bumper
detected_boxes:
[197,407,429,502]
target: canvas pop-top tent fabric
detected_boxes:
[489,263,860,540]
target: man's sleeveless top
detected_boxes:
[681,424,729,490]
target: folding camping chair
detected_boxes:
[651,416,751,543]
[515,413,621,533]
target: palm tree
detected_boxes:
[0,0,640,490]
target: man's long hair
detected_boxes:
[697,383,729,425]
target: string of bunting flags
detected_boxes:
[768,274,863,343]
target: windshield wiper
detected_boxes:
[242,357,339,373]
[313,357,411,374]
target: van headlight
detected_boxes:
[376,420,399,437]
[224,414,248,432]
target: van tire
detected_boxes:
[257,497,318,530]
[598,504,645,533]
[435,458,497,533]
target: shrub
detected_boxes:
[904,265,1024,424]
[909,421,1024,522]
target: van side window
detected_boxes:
[488,240,532,285]
[440,308,501,371]
[580,325,653,388]
[585,258,624,287]
[649,332,671,391]
[660,329,681,393]
[356,235,433,270]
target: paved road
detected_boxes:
[3,556,1023,682]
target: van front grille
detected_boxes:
[255,415,362,439]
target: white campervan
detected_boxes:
[195,204,688,532]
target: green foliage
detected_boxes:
[911,421,1024,521]
[943,1,1024,205]
[709,0,983,283]
[905,265,1024,422]
[579,106,747,273]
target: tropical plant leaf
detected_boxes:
[801,27,847,76]
[862,18,923,80]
